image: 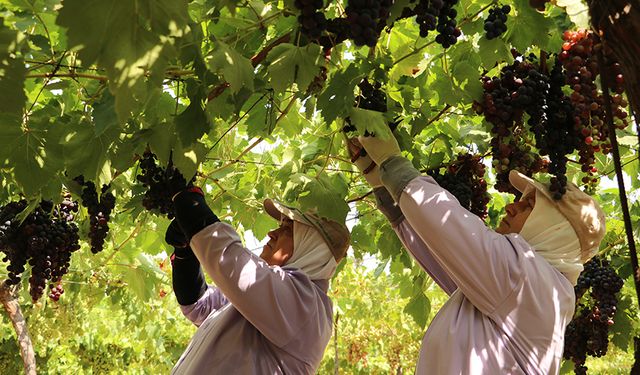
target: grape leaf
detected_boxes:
[206,42,255,93]
[348,107,390,139]
[403,291,430,328]
[317,64,361,125]
[56,0,190,122]
[0,24,26,115]
[266,43,323,93]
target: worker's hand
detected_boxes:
[172,186,220,239]
[346,138,382,188]
[358,130,401,166]
[165,220,189,248]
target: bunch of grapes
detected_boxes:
[476,57,552,195]
[428,153,491,218]
[412,0,460,47]
[434,0,460,48]
[136,151,194,219]
[74,176,116,254]
[564,257,624,374]
[0,199,81,301]
[559,30,629,191]
[344,0,394,47]
[294,0,327,39]
[484,5,510,40]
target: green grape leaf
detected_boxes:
[61,117,119,181]
[92,91,120,137]
[317,64,360,125]
[56,0,190,122]
[348,107,390,139]
[0,24,26,115]
[206,42,254,93]
[403,291,430,328]
[266,43,323,93]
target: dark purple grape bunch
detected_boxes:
[434,0,461,48]
[0,199,80,301]
[136,151,193,219]
[564,257,624,374]
[294,0,327,39]
[428,153,490,219]
[74,176,116,254]
[345,0,394,47]
[484,5,510,40]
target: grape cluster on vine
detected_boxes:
[0,199,81,301]
[74,176,116,254]
[345,0,394,47]
[294,0,327,39]
[564,257,624,374]
[428,153,491,219]
[476,56,554,196]
[484,5,510,40]
[136,151,194,219]
[559,30,629,192]
[412,0,460,47]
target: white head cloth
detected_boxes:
[519,189,583,285]
[284,221,338,281]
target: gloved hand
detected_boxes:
[358,129,401,166]
[165,220,189,248]
[346,138,382,188]
[172,186,220,239]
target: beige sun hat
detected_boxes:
[263,199,350,262]
[508,170,606,262]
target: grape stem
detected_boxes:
[597,48,640,312]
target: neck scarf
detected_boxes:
[284,222,337,281]
[519,190,583,285]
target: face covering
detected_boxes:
[519,190,583,285]
[284,221,338,281]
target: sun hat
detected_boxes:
[508,170,606,262]
[263,199,350,262]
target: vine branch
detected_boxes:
[598,49,640,311]
[0,281,36,375]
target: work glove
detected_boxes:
[165,219,207,305]
[346,138,382,188]
[172,186,220,240]
[357,128,401,166]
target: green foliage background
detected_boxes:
[0,0,637,373]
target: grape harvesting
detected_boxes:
[0,0,638,374]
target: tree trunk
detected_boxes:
[587,0,640,118]
[0,281,36,375]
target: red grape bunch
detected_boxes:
[563,257,624,374]
[559,30,629,191]
[343,79,388,133]
[428,153,491,219]
[294,0,327,40]
[136,151,194,219]
[74,176,116,254]
[0,199,81,301]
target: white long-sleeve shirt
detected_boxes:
[171,222,333,374]
[377,173,575,374]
